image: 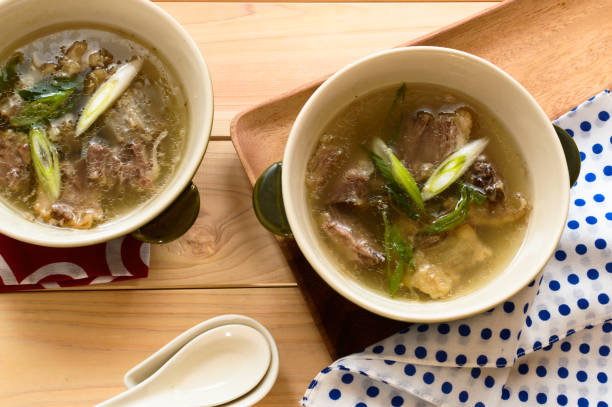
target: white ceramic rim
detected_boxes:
[283,46,569,322]
[0,0,214,247]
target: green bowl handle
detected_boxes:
[252,162,293,237]
[553,124,581,187]
[132,182,200,244]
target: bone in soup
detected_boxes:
[0,27,186,229]
[306,83,530,300]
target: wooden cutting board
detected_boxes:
[230,0,612,359]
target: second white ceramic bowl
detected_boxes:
[0,0,213,246]
[282,47,570,322]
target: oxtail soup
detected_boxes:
[306,84,530,300]
[0,27,186,229]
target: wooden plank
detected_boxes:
[156,2,496,140]
[231,0,612,183]
[48,140,293,291]
[148,141,294,287]
[156,1,498,2]
[62,2,495,290]
[229,0,612,358]
[0,287,331,406]
[0,4,501,407]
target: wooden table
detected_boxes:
[0,3,497,406]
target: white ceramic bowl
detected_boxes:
[282,47,570,322]
[0,0,213,247]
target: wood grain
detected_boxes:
[156,0,497,2]
[229,0,612,359]
[158,2,496,140]
[231,0,612,183]
[42,140,294,291]
[74,2,495,290]
[0,3,500,407]
[0,287,331,406]
[148,140,294,288]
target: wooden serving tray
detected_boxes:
[231,0,612,359]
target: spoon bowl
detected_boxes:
[97,324,271,407]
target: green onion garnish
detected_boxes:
[420,183,486,234]
[10,89,74,128]
[382,209,415,297]
[384,83,406,144]
[421,138,489,201]
[0,52,23,96]
[76,58,142,136]
[18,75,82,102]
[369,151,419,219]
[371,137,424,211]
[29,124,61,202]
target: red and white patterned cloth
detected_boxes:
[0,234,149,290]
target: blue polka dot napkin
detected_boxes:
[302,90,612,407]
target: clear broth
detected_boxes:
[307,83,530,300]
[0,25,188,228]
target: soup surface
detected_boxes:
[306,84,530,300]
[0,27,186,229]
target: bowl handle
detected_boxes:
[132,182,200,244]
[253,162,293,237]
[553,124,581,187]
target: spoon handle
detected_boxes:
[95,385,162,407]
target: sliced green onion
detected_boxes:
[382,209,392,273]
[382,209,415,297]
[421,138,489,201]
[29,124,61,201]
[420,183,487,234]
[76,58,143,136]
[10,89,74,128]
[466,183,487,205]
[389,154,424,211]
[420,184,469,234]
[371,137,424,211]
[0,52,23,95]
[384,83,406,144]
[369,149,393,182]
[18,75,82,101]
[369,151,419,219]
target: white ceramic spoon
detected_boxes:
[96,324,271,407]
[124,315,280,407]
